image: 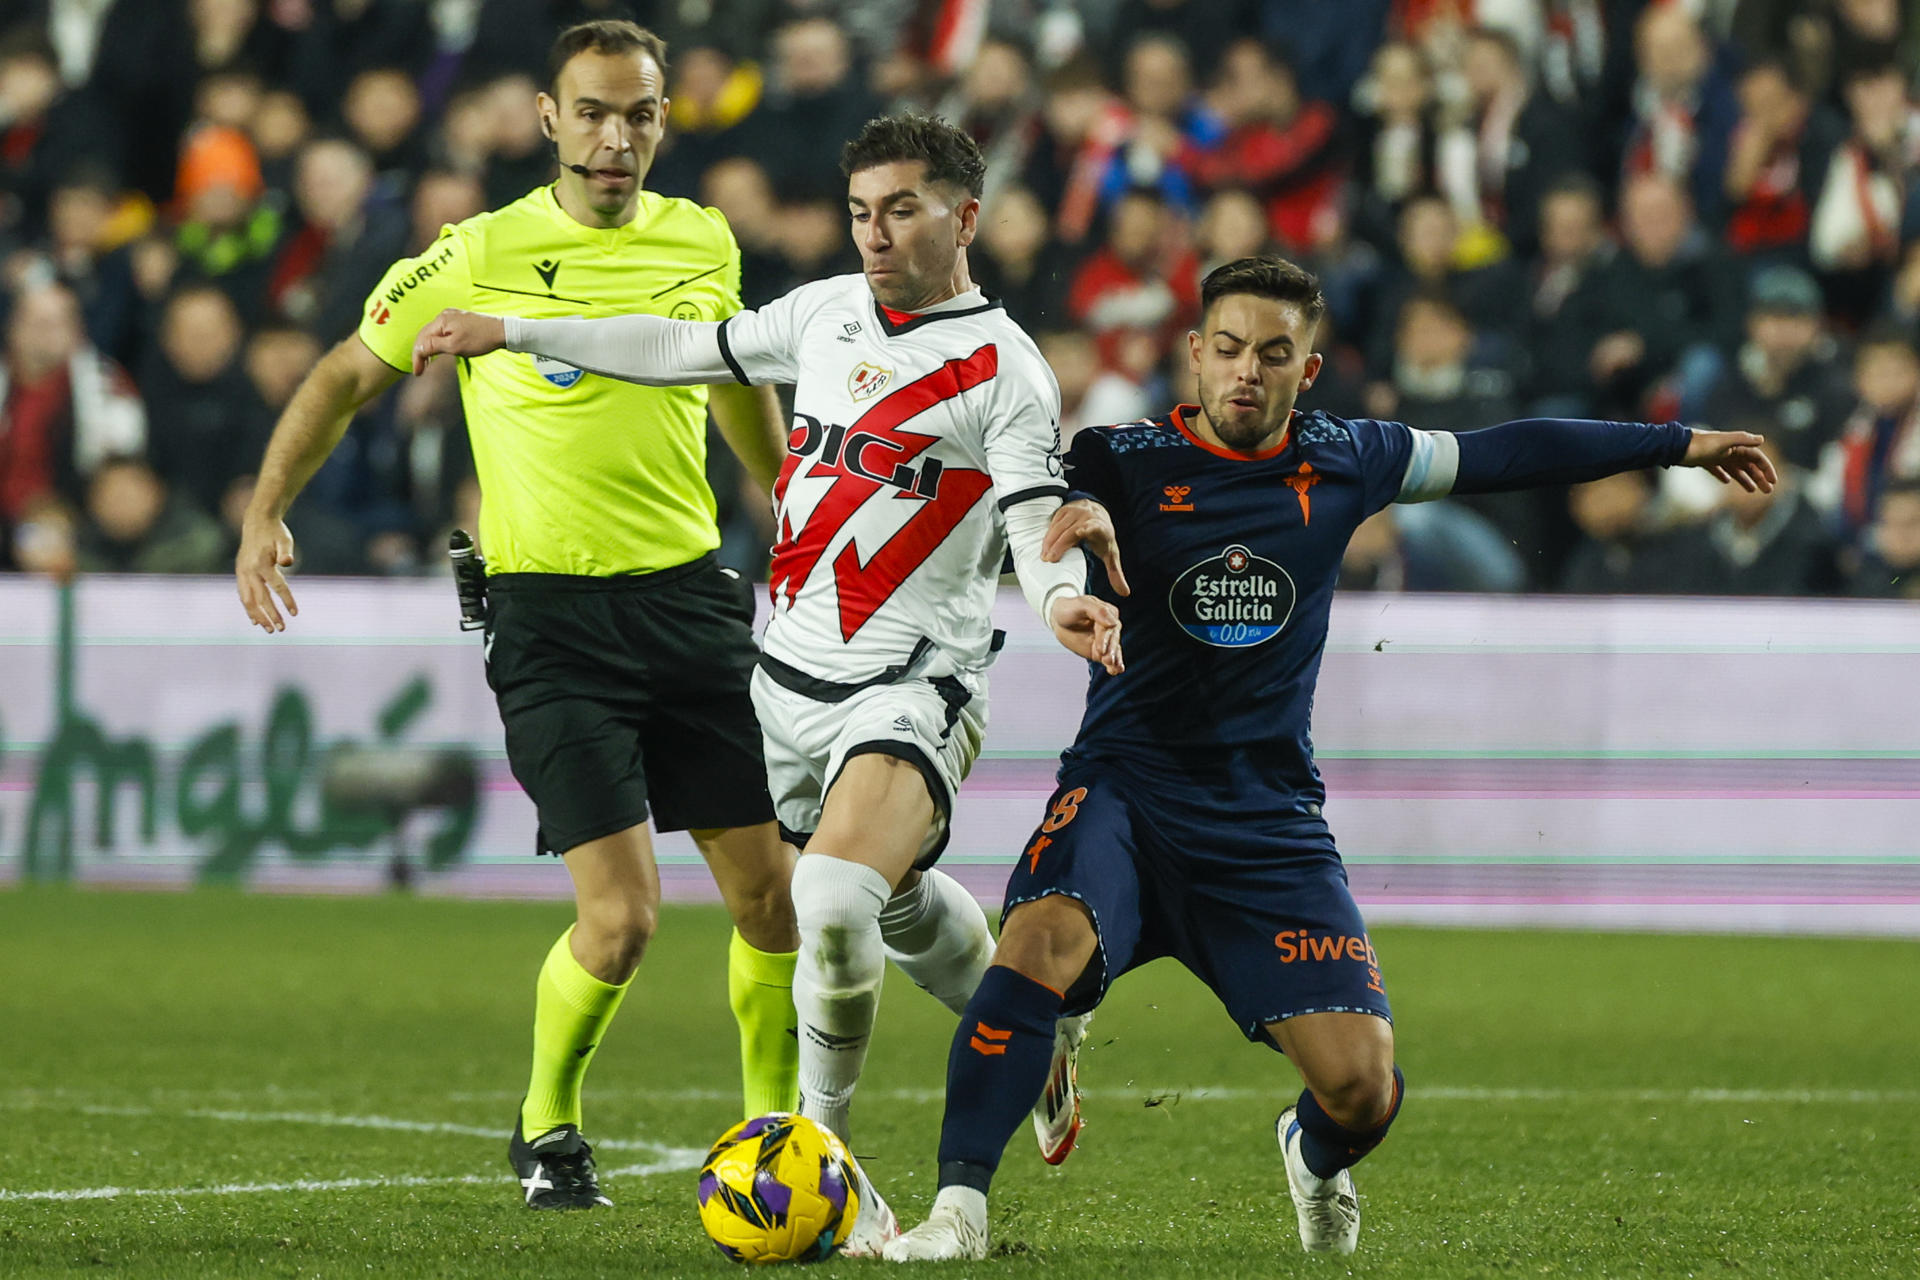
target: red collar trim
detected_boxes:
[1171,405,1293,460]
[878,302,916,326]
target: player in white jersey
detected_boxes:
[412,113,1124,1255]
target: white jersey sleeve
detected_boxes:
[716,279,837,386]
[980,338,1081,622]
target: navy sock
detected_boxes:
[934,965,1064,1193]
[1294,1065,1405,1179]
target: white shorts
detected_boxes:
[749,664,988,865]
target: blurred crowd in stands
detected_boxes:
[0,0,1916,599]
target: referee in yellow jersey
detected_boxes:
[234,21,799,1210]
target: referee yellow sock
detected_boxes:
[729,929,799,1118]
[521,926,631,1139]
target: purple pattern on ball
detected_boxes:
[754,1169,795,1218]
[697,1171,719,1206]
[735,1114,780,1141]
[817,1159,849,1215]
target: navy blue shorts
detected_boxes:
[1001,767,1391,1047]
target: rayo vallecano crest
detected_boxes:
[849,362,893,402]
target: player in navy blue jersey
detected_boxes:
[882,257,1777,1262]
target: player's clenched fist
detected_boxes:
[412,308,508,374]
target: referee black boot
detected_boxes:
[509,1116,613,1209]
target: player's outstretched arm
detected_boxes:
[237,335,402,632]
[413,308,741,388]
[1049,594,1124,675]
[1679,428,1777,493]
[411,309,506,373]
[1041,499,1130,596]
[1412,418,1768,503]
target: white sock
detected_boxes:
[790,854,890,1143]
[932,1184,988,1229]
[878,869,994,1017]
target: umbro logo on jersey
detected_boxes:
[533,259,561,290]
[892,714,913,731]
[849,362,893,402]
[844,322,861,335]
[1160,484,1194,511]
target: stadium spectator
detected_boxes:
[1558,469,1698,594]
[73,454,223,574]
[1618,3,1737,224]
[269,136,408,342]
[1456,24,1585,257]
[1364,192,1518,374]
[0,29,116,245]
[738,18,880,201]
[1522,173,1614,415]
[1722,58,1844,265]
[1178,38,1344,254]
[142,283,258,517]
[1348,39,1465,251]
[5,489,76,576]
[340,67,427,179]
[406,170,485,255]
[1809,62,1920,321]
[1021,53,1130,246]
[1339,501,1526,592]
[1586,171,1740,420]
[1814,325,1920,539]
[650,44,763,198]
[0,278,143,524]
[1703,265,1853,472]
[1066,186,1199,365]
[249,88,313,193]
[698,157,786,307]
[478,74,550,210]
[41,166,144,365]
[936,38,1040,208]
[972,184,1067,334]
[1100,33,1209,215]
[1689,435,1840,596]
[1848,476,1920,597]
[1040,328,1151,442]
[170,123,281,317]
[1194,187,1273,273]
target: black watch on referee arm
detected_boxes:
[448,529,489,630]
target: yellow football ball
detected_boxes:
[696,1113,862,1264]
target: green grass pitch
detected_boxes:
[1,890,1915,1278]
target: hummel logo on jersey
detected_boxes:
[533,259,561,290]
[1160,484,1194,511]
[849,362,893,402]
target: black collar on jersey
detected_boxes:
[870,293,1003,337]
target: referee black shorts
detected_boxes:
[483,554,775,855]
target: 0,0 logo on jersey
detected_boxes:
[1169,544,1295,647]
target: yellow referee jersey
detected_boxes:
[357,184,742,576]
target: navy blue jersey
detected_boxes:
[1060,405,1429,832]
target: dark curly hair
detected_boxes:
[1200,257,1327,331]
[840,112,986,199]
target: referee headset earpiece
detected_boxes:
[544,114,594,178]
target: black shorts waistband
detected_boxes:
[489,554,717,594]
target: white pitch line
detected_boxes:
[0,1155,702,1205]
